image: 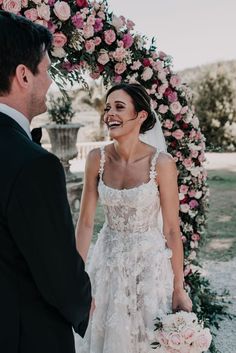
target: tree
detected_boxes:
[195,67,236,151]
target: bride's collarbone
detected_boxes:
[103,160,151,190]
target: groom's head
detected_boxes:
[0,11,53,120]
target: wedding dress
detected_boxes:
[77,146,174,353]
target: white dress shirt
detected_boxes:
[0,103,32,140]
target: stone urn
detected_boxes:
[43,123,84,225]
[44,123,83,181]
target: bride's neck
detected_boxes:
[113,137,141,163]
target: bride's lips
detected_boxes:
[106,120,123,129]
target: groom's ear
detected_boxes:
[15,64,32,89]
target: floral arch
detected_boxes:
[1,0,225,342]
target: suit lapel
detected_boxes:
[0,112,31,141]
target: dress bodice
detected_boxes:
[98,146,161,234]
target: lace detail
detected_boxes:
[77,147,173,353]
[99,146,106,178]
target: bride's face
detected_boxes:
[104,89,141,139]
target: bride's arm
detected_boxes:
[157,152,192,312]
[76,148,100,262]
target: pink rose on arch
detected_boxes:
[189,199,199,209]
[168,91,178,103]
[53,32,67,48]
[94,36,102,46]
[172,129,184,140]
[97,10,105,20]
[97,51,109,65]
[170,74,181,88]
[158,50,167,60]
[85,39,95,53]
[37,3,50,21]
[183,158,192,169]
[176,151,183,160]
[72,13,84,29]
[114,62,126,75]
[83,24,94,39]
[180,204,190,213]
[2,0,21,14]
[54,1,71,21]
[112,47,127,62]
[122,33,134,49]
[130,60,142,70]
[24,8,38,21]
[112,14,124,31]
[143,58,151,67]
[188,189,196,197]
[86,14,95,26]
[198,152,205,163]
[104,29,116,45]
[21,0,28,7]
[76,0,88,7]
[48,21,57,33]
[114,75,122,83]
[141,67,153,81]
[158,83,168,95]
[170,101,182,115]
[180,184,189,194]
[152,60,163,71]
[164,119,174,129]
[184,264,191,275]
[192,233,200,241]
[126,18,135,30]
[151,99,157,110]
[94,18,103,32]
[175,113,182,122]
[181,106,188,115]
[191,149,199,158]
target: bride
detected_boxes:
[76,83,192,352]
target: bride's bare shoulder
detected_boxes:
[157,151,175,163]
[156,151,177,175]
[85,148,101,175]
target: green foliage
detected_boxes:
[48,92,74,125]
[194,68,236,151]
[185,269,234,353]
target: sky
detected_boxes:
[107,0,236,71]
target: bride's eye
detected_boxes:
[104,107,110,113]
[116,105,124,110]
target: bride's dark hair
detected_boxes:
[105,83,156,134]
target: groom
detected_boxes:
[0,11,91,353]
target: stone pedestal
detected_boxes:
[66,177,84,226]
[43,123,84,224]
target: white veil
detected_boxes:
[139,110,167,230]
[139,110,167,152]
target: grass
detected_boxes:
[199,169,236,261]
[93,169,236,261]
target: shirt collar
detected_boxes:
[0,103,32,140]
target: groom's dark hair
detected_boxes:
[0,10,52,95]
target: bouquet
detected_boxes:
[152,311,212,353]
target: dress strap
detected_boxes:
[149,149,159,180]
[99,146,106,178]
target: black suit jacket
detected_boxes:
[0,112,91,353]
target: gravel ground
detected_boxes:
[202,259,236,353]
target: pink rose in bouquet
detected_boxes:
[152,311,212,353]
